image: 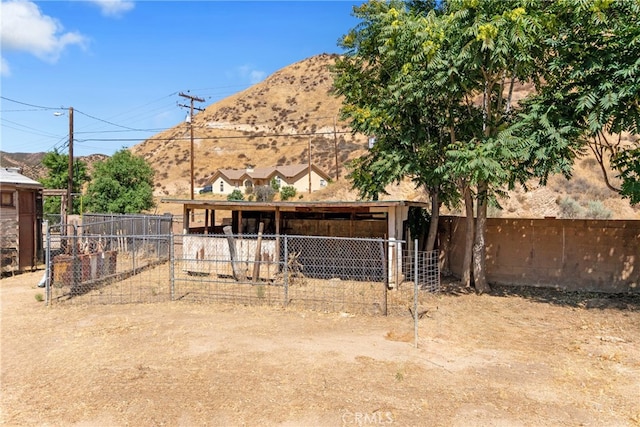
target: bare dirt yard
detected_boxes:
[1,270,639,426]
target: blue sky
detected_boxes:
[0,0,361,156]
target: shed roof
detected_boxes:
[0,167,42,189]
[161,198,430,212]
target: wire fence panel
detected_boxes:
[170,233,286,307]
[44,226,440,316]
[46,230,171,305]
[282,235,388,315]
[402,249,440,293]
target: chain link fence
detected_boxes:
[44,222,171,304]
[44,226,440,316]
[80,213,172,236]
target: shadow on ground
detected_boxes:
[440,277,640,311]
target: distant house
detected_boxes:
[205,165,330,195]
[0,167,43,273]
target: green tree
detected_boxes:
[336,0,640,292]
[334,0,458,254]
[40,149,89,215]
[335,0,556,292]
[517,0,640,206]
[270,178,281,192]
[279,186,297,201]
[433,0,551,293]
[612,148,640,205]
[84,149,155,214]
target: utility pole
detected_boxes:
[67,106,74,215]
[179,92,205,200]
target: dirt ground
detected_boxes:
[1,270,639,427]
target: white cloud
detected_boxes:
[1,57,10,76]
[87,0,135,18]
[237,65,266,84]
[249,70,266,84]
[0,0,88,63]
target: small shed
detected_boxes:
[0,168,43,273]
[161,198,430,284]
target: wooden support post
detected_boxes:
[224,225,245,281]
[252,222,264,282]
[380,239,388,316]
[275,207,281,266]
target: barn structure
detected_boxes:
[161,198,431,284]
[0,167,43,273]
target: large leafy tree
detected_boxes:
[335,0,557,292]
[337,0,640,293]
[334,0,458,253]
[518,0,640,205]
[84,149,155,214]
[434,0,555,293]
[40,149,89,215]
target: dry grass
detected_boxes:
[2,270,639,426]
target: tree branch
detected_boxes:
[588,132,621,193]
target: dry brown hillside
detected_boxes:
[131,54,639,219]
[2,55,636,218]
[131,54,368,197]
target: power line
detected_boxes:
[80,129,352,142]
[74,108,160,132]
[0,96,60,110]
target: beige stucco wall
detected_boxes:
[439,216,640,293]
[210,176,238,195]
[285,170,328,194]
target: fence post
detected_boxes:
[44,220,51,305]
[71,225,79,295]
[283,236,289,307]
[132,235,136,273]
[414,239,419,349]
[380,239,388,316]
[252,222,264,282]
[170,232,175,301]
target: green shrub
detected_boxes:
[558,197,583,218]
[584,201,612,219]
[254,185,276,202]
[558,197,612,219]
[280,186,297,201]
[227,189,244,201]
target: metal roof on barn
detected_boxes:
[161,198,430,212]
[0,167,42,188]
